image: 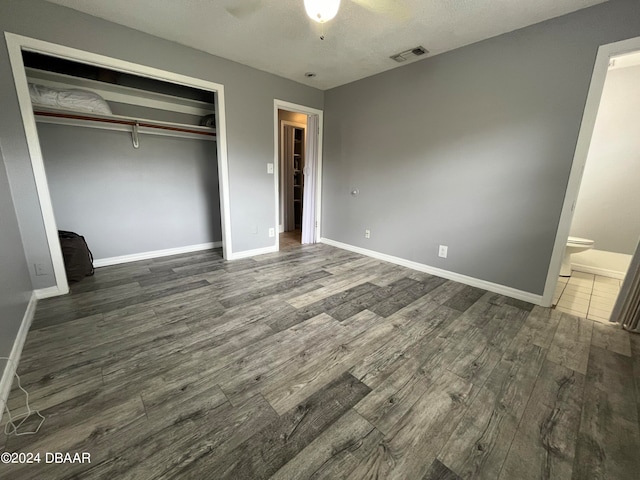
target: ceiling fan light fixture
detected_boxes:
[304,0,341,23]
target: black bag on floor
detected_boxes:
[58,230,94,282]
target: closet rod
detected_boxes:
[33,110,216,137]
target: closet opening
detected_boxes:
[6,34,232,296]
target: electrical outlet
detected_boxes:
[268,228,275,238]
[365,229,371,239]
[34,263,47,276]
[438,245,448,258]
[267,163,274,174]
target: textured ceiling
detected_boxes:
[43,0,608,90]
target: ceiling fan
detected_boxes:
[225,0,409,23]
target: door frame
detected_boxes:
[5,32,233,297]
[541,35,640,306]
[273,100,324,251]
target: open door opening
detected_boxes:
[278,110,307,247]
[551,49,640,323]
[542,35,640,329]
[274,101,323,251]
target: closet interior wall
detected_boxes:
[26,54,223,265]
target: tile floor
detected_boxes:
[553,271,623,323]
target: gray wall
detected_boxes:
[38,123,221,260]
[570,64,640,255]
[0,0,323,290]
[322,0,640,295]
[0,143,33,374]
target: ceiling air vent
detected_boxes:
[390,46,429,63]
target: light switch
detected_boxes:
[267,163,274,174]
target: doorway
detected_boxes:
[553,49,640,321]
[542,35,640,320]
[273,100,323,251]
[280,113,307,247]
[6,33,232,298]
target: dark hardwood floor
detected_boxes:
[1,241,639,479]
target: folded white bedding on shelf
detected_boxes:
[29,83,112,115]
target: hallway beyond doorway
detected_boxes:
[279,229,301,250]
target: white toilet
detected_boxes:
[560,236,594,277]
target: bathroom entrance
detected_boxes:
[550,44,640,323]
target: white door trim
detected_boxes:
[541,35,640,306]
[5,33,233,297]
[273,100,324,251]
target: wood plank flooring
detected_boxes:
[2,242,639,479]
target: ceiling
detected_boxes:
[43,0,608,90]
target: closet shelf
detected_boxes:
[26,67,215,117]
[33,107,216,141]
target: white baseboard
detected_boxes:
[93,241,223,268]
[228,245,278,260]
[0,292,37,423]
[320,237,543,305]
[34,285,65,299]
[571,264,627,280]
[571,249,631,280]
